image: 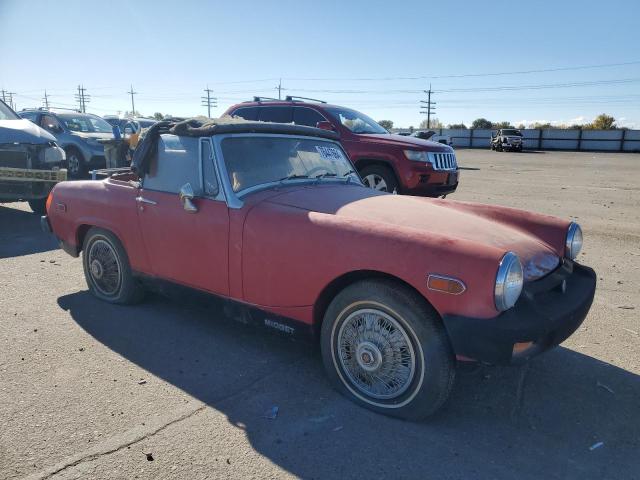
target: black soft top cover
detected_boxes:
[131,117,339,176]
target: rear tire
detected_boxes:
[359,165,399,193]
[320,279,455,420]
[82,227,144,304]
[28,198,47,215]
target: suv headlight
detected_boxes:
[495,252,523,311]
[565,222,583,260]
[404,150,428,162]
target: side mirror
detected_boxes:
[179,183,198,213]
[316,121,335,131]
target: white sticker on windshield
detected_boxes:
[315,145,344,161]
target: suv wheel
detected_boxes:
[321,279,455,420]
[360,165,398,193]
[66,148,87,179]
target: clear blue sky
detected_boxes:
[1,0,639,128]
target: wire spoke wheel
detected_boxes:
[362,174,388,191]
[68,154,80,175]
[337,308,416,400]
[87,238,122,297]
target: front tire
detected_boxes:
[320,279,455,420]
[82,227,143,304]
[66,148,87,179]
[359,165,399,193]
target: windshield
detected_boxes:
[502,129,522,136]
[0,101,20,120]
[58,113,113,133]
[325,107,388,134]
[221,136,359,194]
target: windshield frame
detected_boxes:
[324,107,389,135]
[57,113,113,133]
[211,133,362,208]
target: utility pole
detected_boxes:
[276,78,283,100]
[127,84,137,116]
[1,89,6,103]
[42,90,49,109]
[75,85,90,113]
[420,84,436,129]
[7,92,16,111]
[201,86,217,118]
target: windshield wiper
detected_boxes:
[279,173,310,182]
[314,172,337,179]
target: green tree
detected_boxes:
[492,121,514,129]
[419,117,443,129]
[378,120,394,131]
[471,118,493,129]
[447,123,467,129]
[589,113,616,130]
[153,112,164,120]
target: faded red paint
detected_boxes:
[47,175,571,327]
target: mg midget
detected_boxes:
[42,118,596,419]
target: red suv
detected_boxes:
[224,97,458,196]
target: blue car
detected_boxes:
[19,109,114,178]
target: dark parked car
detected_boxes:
[0,101,66,213]
[225,97,458,197]
[19,109,114,178]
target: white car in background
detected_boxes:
[396,130,453,146]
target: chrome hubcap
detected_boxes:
[337,308,416,399]
[68,154,79,174]
[363,174,388,191]
[87,238,121,296]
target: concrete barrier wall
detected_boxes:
[432,128,640,152]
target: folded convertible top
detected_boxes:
[131,117,340,176]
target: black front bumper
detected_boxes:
[442,260,596,365]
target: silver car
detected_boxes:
[19,109,114,178]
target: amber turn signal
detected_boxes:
[45,191,53,214]
[427,274,466,295]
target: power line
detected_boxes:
[201,86,217,118]
[285,60,640,82]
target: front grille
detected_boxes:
[429,152,457,171]
[0,149,29,168]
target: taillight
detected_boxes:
[45,191,53,214]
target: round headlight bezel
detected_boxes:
[565,222,583,260]
[495,252,524,312]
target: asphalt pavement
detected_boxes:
[1,150,638,479]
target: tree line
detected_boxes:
[378,113,621,131]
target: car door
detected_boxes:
[136,134,230,296]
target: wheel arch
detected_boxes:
[312,269,440,334]
[354,157,399,179]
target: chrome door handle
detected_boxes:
[135,196,157,205]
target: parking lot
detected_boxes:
[1,150,638,479]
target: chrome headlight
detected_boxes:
[565,222,583,260]
[404,150,428,162]
[495,252,524,312]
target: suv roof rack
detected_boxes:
[252,96,281,102]
[285,95,327,104]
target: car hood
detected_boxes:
[266,185,560,281]
[0,119,56,144]
[71,132,113,140]
[356,133,453,152]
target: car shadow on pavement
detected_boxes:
[0,204,59,258]
[58,290,639,480]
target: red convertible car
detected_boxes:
[42,119,596,419]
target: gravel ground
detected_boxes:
[1,150,638,480]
